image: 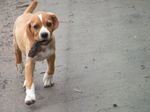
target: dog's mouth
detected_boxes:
[39,39,50,45]
[28,39,50,58]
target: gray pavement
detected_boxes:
[0,0,150,112]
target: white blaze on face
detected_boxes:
[38,14,42,21]
[38,14,50,40]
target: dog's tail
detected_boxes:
[23,0,38,14]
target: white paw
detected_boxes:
[25,83,36,105]
[43,73,54,88]
[17,63,24,74]
[23,80,26,88]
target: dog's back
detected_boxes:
[13,0,38,54]
[14,0,38,33]
[14,0,38,29]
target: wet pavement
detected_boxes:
[1,0,150,112]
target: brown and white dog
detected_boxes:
[13,0,59,105]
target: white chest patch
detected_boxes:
[33,48,55,61]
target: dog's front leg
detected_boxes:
[43,54,55,88]
[24,57,36,105]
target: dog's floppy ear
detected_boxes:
[26,21,34,42]
[48,12,59,31]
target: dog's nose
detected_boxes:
[41,32,48,39]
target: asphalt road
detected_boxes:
[0,0,150,112]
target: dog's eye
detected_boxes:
[47,22,52,27]
[33,24,39,29]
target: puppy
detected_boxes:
[13,0,59,105]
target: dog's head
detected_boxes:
[26,12,59,43]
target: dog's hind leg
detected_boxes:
[13,39,24,74]
[13,22,24,73]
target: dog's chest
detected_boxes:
[33,48,54,61]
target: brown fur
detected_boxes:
[13,0,59,90]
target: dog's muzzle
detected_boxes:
[39,26,50,40]
[41,32,48,39]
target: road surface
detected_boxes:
[0,0,150,112]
